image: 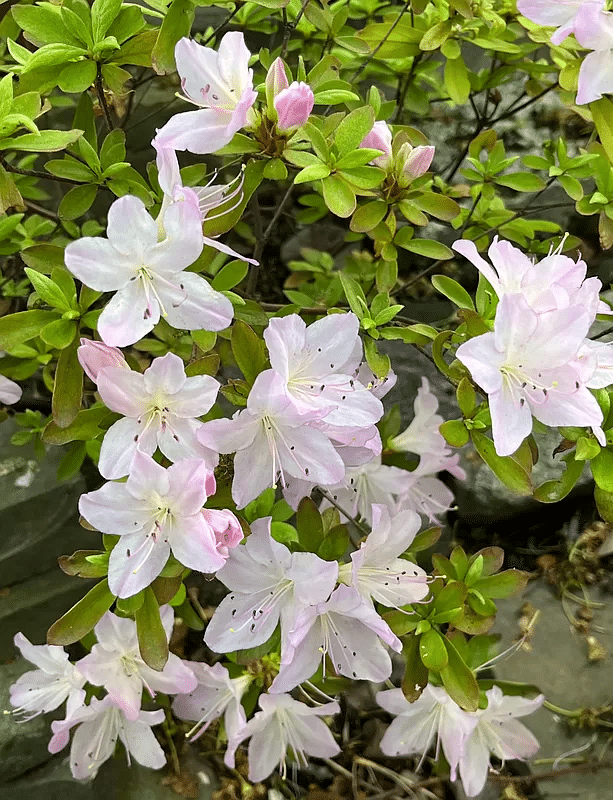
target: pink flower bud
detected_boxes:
[203,509,244,557]
[266,57,289,102]
[360,121,393,170]
[399,143,435,180]
[274,82,314,132]
[77,338,128,382]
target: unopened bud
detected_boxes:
[77,339,128,382]
[274,82,314,132]
[360,121,393,170]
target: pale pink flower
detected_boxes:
[204,518,338,654]
[377,685,476,771]
[399,143,435,180]
[274,82,314,132]
[77,608,196,721]
[264,313,383,428]
[265,57,289,100]
[79,452,226,597]
[225,693,340,781]
[64,194,233,347]
[153,33,257,155]
[456,293,604,456]
[452,237,607,316]
[0,374,21,404]
[360,121,393,170]
[356,362,398,399]
[517,0,603,45]
[172,662,251,741]
[77,339,128,384]
[574,2,613,104]
[197,369,345,508]
[9,633,85,721]
[337,504,428,608]
[389,377,450,459]
[269,585,401,693]
[154,144,257,265]
[96,351,219,479]
[203,508,244,557]
[396,459,458,524]
[48,696,165,780]
[458,687,544,797]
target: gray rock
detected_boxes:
[0,570,94,655]
[0,660,53,783]
[0,419,88,586]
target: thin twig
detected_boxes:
[202,5,241,46]
[318,489,369,542]
[350,1,410,84]
[281,0,310,58]
[247,181,295,297]
[0,156,83,186]
[24,200,58,221]
[95,63,114,131]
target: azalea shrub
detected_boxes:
[4,0,613,794]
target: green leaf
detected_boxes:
[21,43,88,74]
[414,191,460,222]
[271,521,299,545]
[322,174,356,218]
[591,448,613,492]
[52,334,82,428]
[263,158,288,180]
[231,320,267,386]
[558,174,583,201]
[151,0,195,74]
[11,4,83,47]
[363,337,390,379]
[595,484,613,524]
[350,200,388,233]
[319,525,349,560]
[533,451,584,502]
[592,98,613,166]
[473,569,528,599]
[456,378,476,416]
[399,238,453,259]
[91,0,122,42]
[58,60,97,93]
[184,354,220,377]
[294,163,331,184]
[303,122,330,161]
[46,159,93,182]
[110,29,157,67]
[496,173,546,192]
[25,268,70,311]
[2,129,83,153]
[470,431,533,496]
[339,273,368,319]
[296,496,325,553]
[334,106,376,157]
[434,580,467,613]
[410,526,441,552]
[419,627,449,671]
[420,20,452,50]
[100,129,126,172]
[439,636,479,711]
[0,309,60,350]
[0,164,25,214]
[135,586,169,671]
[151,575,182,605]
[59,184,98,221]
[312,89,360,104]
[47,579,115,645]
[58,550,108,578]
[440,419,469,447]
[444,57,470,104]
[431,275,475,309]
[401,634,428,702]
[44,405,111,444]
[40,318,78,350]
[212,260,249,291]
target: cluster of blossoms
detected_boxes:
[518,0,613,104]
[454,237,613,456]
[3,29,555,797]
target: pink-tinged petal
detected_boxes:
[97,279,157,347]
[69,715,117,779]
[402,144,435,180]
[106,195,159,257]
[79,482,152,534]
[517,0,584,28]
[489,383,533,457]
[98,418,144,480]
[167,514,227,573]
[215,525,287,591]
[270,623,322,693]
[160,271,233,332]
[108,530,171,598]
[0,375,21,404]
[376,688,412,717]
[77,339,127,383]
[452,239,501,294]
[217,32,253,95]
[289,713,341,759]
[158,418,218,467]
[493,294,538,356]
[576,49,613,105]
[523,306,589,368]
[150,197,204,274]
[13,632,65,672]
[247,369,295,417]
[77,655,143,720]
[170,374,219,417]
[127,450,170,499]
[248,725,287,782]
[306,313,361,376]
[202,235,258,265]
[141,654,197,697]
[175,38,230,105]
[532,385,603,430]
[153,108,235,155]
[119,712,167,769]
[279,425,346,484]
[96,368,148,417]
[318,386,383,428]
[167,459,211,514]
[455,334,504,394]
[155,142,182,198]
[264,314,307,380]
[198,414,260,454]
[361,121,393,169]
[143,352,186,395]
[274,82,314,132]
[64,237,134,292]
[287,551,338,606]
[487,237,534,292]
[459,732,491,797]
[574,2,613,49]
[204,589,281,652]
[489,718,540,761]
[232,433,276,508]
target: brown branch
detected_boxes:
[247,181,295,297]
[96,62,114,131]
[0,156,83,186]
